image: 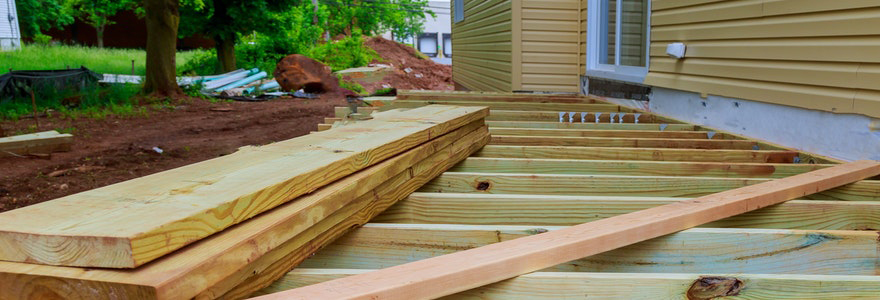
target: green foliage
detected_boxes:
[14,0,75,37]
[0,83,142,120]
[67,0,137,46]
[308,35,381,71]
[323,0,433,38]
[3,44,204,75]
[33,34,53,45]
[336,74,365,95]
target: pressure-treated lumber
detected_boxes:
[420,172,880,201]
[0,130,73,157]
[257,269,880,299]
[253,160,880,299]
[489,135,766,149]
[475,145,800,163]
[489,127,732,139]
[486,121,697,130]
[377,193,880,230]
[450,157,831,178]
[392,100,621,113]
[298,224,880,275]
[396,90,596,103]
[208,127,491,300]
[0,105,488,268]
[486,110,673,123]
[0,122,490,300]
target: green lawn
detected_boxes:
[1,44,206,76]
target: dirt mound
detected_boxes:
[358,36,453,92]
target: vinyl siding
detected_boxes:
[0,0,18,38]
[644,0,880,117]
[518,0,583,92]
[452,0,513,92]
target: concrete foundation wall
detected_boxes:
[646,87,880,162]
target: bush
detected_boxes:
[33,34,52,45]
[308,34,381,72]
[0,83,141,120]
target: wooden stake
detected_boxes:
[254,160,880,300]
[29,90,39,129]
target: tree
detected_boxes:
[142,0,182,97]
[180,0,303,72]
[323,0,433,38]
[14,0,74,38]
[67,0,136,48]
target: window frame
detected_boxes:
[586,0,651,83]
[454,0,464,23]
[418,32,440,57]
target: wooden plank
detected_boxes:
[489,127,733,139]
[207,127,492,300]
[396,93,595,104]
[487,110,676,123]
[376,193,880,230]
[489,135,766,150]
[475,145,800,163]
[0,122,490,300]
[392,100,621,113]
[297,224,880,275]
[449,157,831,178]
[0,105,489,268]
[0,130,73,157]
[323,117,341,124]
[486,121,697,130]
[316,124,332,131]
[254,161,880,299]
[420,172,880,201]
[257,270,880,299]
[333,106,380,118]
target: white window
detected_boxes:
[586,0,650,83]
[418,33,439,57]
[454,0,464,23]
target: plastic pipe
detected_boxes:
[215,71,268,92]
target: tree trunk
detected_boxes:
[143,0,182,97]
[96,24,105,48]
[214,35,237,73]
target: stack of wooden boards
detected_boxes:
[254,90,880,299]
[0,105,490,299]
[0,130,73,157]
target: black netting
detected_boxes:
[0,67,102,103]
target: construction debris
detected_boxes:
[0,130,73,158]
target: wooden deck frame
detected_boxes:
[489,135,770,150]
[475,145,800,163]
[488,127,737,139]
[254,161,880,299]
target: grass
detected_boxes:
[1,44,206,76]
[0,83,145,120]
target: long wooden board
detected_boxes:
[0,105,488,268]
[489,127,732,139]
[420,172,880,201]
[257,270,880,299]
[449,157,831,178]
[475,145,800,163]
[297,224,880,275]
[0,130,73,157]
[377,193,880,230]
[392,100,621,113]
[486,110,673,123]
[0,122,490,299]
[486,121,697,130]
[253,161,880,299]
[489,135,765,149]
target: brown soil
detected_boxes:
[356,36,453,93]
[0,95,346,212]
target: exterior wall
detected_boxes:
[0,0,21,51]
[452,0,513,92]
[643,0,880,118]
[515,0,584,92]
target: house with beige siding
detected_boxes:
[450,0,880,161]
